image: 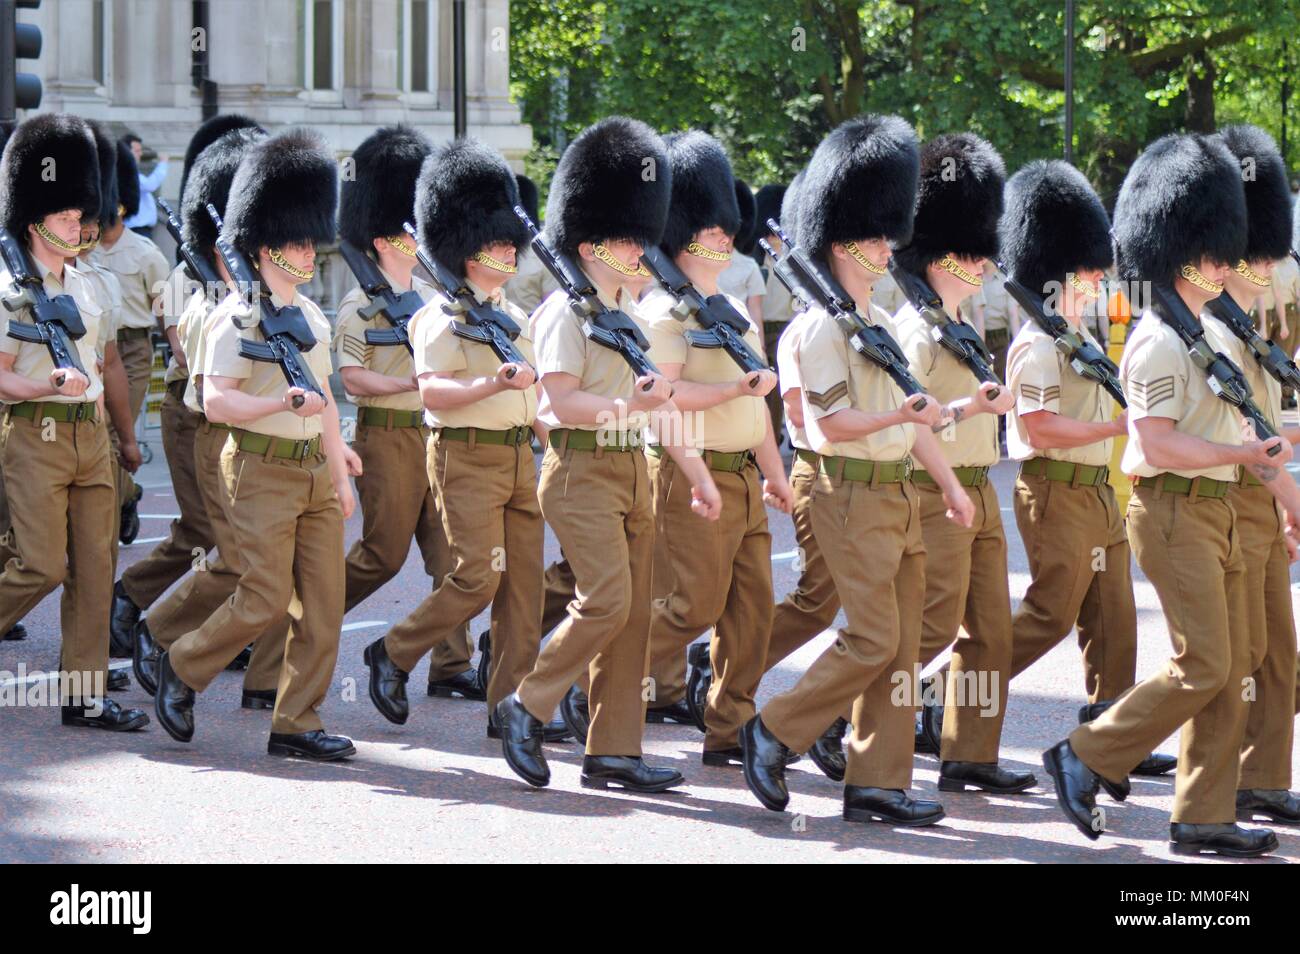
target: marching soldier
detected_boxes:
[501,173,556,316]
[110,115,263,657]
[640,131,792,760]
[88,139,169,550]
[892,134,1036,795]
[1044,132,1290,857]
[717,179,766,324]
[999,159,1175,778]
[754,183,792,439]
[153,129,360,760]
[132,124,288,707]
[363,136,570,740]
[333,125,476,701]
[494,116,722,792]
[740,115,973,822]
[1202,125,1300,825]
[0,113,148,730]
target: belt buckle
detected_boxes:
[901,458,914,482]
[297,440,312,461]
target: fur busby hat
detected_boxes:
[116,140,141,221]
[415,137,529,279]
[800,114,920,260]
[733,179,757,254]
[779,168,806,246]
[88,121,120,227]
[998,160,1112,296]
[181,126,265,257]
[1215,124,1293,264]
[339,125,431,251]
[894,132,1005,276]
[659,130,741,257]
[179,113,263,205]
[754,184,786,240]
[1112,133,1246,284]
[0,113,100,235]
[543,116,671,256]
[221,128,338,256]
[515,173,540,224]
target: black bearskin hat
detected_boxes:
[179,113,263,205]
[339,124,432,251]
[0,113,100,234]
[221,128,338,256]
[659,130,740,257]
[1215,124,1293,264]
[181,126,266,259]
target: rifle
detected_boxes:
[400,222,529,375]
[205,204,323,409]
[1149,281,1281,455]
[994,260,1126,408]
[762,219,927,409]
[757,237,811,314]
[1203,288,1300,393]
[514,206,657,390]
[888,256,1002,399]
[0,227,87,387]
[157,198,221,289]
[639,246,767,384]
[338,238,424,357]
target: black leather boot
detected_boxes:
[267,730,356,761]
[62,697,149,731]
[843,787,944,826]
[645,698,695,725]
[132,620,160,696]
[427,668,485,701]
[938,761,1037,794]
[3,621,27,641]
[560,685,590,746]
[474,630,492,697]
[1041,740,1101,840]
[739,715,791,811]
[241,688,277,710]
[580,755,684,793]
[362,637,409,725]
[109,580,139,658]
[119,485,142,546]
[1078,701,1175,776]
[154,651,195,743]
[684,641,711,732]
[808,717,847,782]
[1236,788,1300,825]
[495,693,549,787]
[1170,822,1277,858]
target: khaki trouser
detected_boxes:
[1009,471,1137,702]
[1230,481,1297,791]
[0,409,115,699]
[385,431,543,709]
[115,330,153,509]
[517,444,655,757]
[0,456,17,573]
[763,454,840,671]
[147,422,286,691]
[1070,486,1249,824]
[121,384,214,607]
[761,472,925,789]
[916,479,1013,763]
[345,422,471,680]
[646,453,773,750]
[168,437,343,734]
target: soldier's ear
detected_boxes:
[576,241,595,263]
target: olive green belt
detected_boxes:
[8,400,98,423]
[200,418,230,433]
[1133,473,1230,500]
[357,406,425,429]
[1020,457,1109,488]
[549,428,643,453]
[1238,469,1264,488]
[231,428,322,461]
[647,444,753,473]
[117,326,152,341]
[795,449,821,467]
[439,425,532,446]
[818,454,912,485]
[914,465,989,487]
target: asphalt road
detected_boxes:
[2,429,1298,864]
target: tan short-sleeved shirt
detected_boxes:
[333,269,427,412]
[178,289,216,412]
[717,254,766,306]
[81,260,123,357]
[411,283,538,430]
[894,301,1000,467]
[0,260,105,402]
[89,229,170,331]
[762,254,797,325]
[870,271,908,320]
[1119,310,1242,481]
[1202,311,1283,433]
[161,263,200,384]
[203,289,333,440]
[1007,321,1116,466]
[642,286,767,453]
[797,303,915,460]
[502,252,557,319]
[533,284,651,431]
[1271,256,1299,309]
[776,315,811,451]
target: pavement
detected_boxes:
[1,425,1298,864]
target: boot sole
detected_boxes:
[241,695,276,710]
[62,712,150,732]
[808,747,846,783]
[938,776,1036,794]
[702,751,742,767]
[1042,748,1101,841]
[267,742,356,761]
[843,806,946,827]
[645,710,694,724]
[427,685,484,700]
[1236,807,1300,825]
[362,643,409,725]
[1170,838,1278,858]
[580,774,683,793]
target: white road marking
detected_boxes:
[342,621,386,632]
[0,660,130,691]
[139,514,182,520]
[122,536,167,546]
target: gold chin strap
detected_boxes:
[845,242,886,275]
[1180,263,1223,294]
[1235,260,1271,288]
[686,241,732,263]
[269,247,314,280]
[936,254,983,287]
[592,242,642,277]
[387,233,416,257]
[472,249,518,274]
[635,263,652,279]
[1067,272,1101,300]
[34,221,82,253]
[77,237,100,253]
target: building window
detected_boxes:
[301,0,340,92]
[399,0,434,94]
[410,0,430,92]
[92,0,106,85]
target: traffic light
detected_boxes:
[0,0,42,125]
